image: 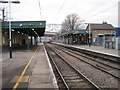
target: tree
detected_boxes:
[61,13,84,33]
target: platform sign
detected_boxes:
[2,31,8,34]
[115,27,120,37]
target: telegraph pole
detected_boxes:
[0,0,20,58]
[2,8,5,21]
[0,7,5,21]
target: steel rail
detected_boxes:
[53,44,120,80]
[44,44,69,89]
[47,44,101,90]
[53,43,120,64]
[54,45,120,71]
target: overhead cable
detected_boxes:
[84,3,117,20]
[38,0,42,20]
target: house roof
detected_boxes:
[86,23,115,30]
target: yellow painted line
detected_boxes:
[11,76,30,83]
[12,46,40,90]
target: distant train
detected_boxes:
[41,36,52,43]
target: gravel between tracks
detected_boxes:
[48,47,95,88]
[48,44,119,88]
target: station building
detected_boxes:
[86,22,115,46]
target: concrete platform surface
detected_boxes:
[1,43,58,89]
[28,43,58,88]
[74,45,120,57]
[54,42,120,57]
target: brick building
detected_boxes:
[86,22,115,46]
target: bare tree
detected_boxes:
[61,13,84,33]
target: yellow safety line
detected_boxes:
[12,46,40,90]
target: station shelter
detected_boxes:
[2,21,46,49]
[56,30,91,45]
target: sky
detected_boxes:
[0,0,119,31]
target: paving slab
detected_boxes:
[32,68,51,75]
[28,83,54,88]
[29,75,53,84]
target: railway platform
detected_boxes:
[53,42,120,57]
[28,43,58,88]
[73,45,119,57]
[1,43,58,89]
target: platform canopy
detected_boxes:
[2,21,46,37]
[59,30,91,37]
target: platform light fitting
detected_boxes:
[12,29,14,31]
[18,31,20,33]
[20,24,22,27]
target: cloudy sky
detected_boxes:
[0,0,119,28]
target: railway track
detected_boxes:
[53,45,120,71]
[45,43,119,88]
[53,43,120,64]
[51,43,120,80]
[44,43,100,89]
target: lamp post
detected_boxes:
[0,0,20,58]
[0,7,5,21]
[88,24,91,47]
[85,23,91,47]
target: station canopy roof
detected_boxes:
[2,21,46,37]
[59,30,91,36]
